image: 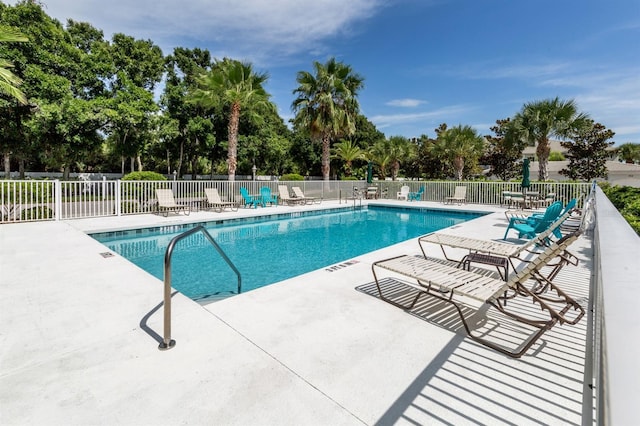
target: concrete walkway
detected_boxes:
[0,201,593,425]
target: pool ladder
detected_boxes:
[159,225,241,350]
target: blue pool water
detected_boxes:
[92,206,484,300]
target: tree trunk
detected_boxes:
[454,156,464,181]
[321,133,331,181]
[120,156,125,175]
[177,140,184,178]
[227,102,241,181]
[536,138,551,181]
[136,155,143,172]
[392,160,400,181]
[129,157,135,173]
[191,136,199,180]
[3,152,10,178]
[18,159,25,179]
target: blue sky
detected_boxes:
[15,0,640,144]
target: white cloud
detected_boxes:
[371,104,473,129]
[386,98,426,108]
[448,61,572,81]
[452,59,640,142]
[31,0,385,62]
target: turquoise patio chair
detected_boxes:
[260,186,278,206]
[408,186,424,201]
[528,198,577,238]
[504,201,562,240]
[239,187,262,208]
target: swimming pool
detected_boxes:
[92,206,485,301]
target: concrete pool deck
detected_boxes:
[0,200,593,425]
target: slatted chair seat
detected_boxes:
[377,255,510,302]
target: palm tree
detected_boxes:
[617,143,640,164]
[189,58,271,180]
[431,125,485,181]
[0,26,28,105]
[513,97,589,181]
[387,136,415,180]
[331,139,364,177]
[292,57,364,180]
[368,141,392,180]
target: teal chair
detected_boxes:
[239,187,261,208]
[529,198,577,238]
[260,186,278,206]
[504,201,562,240]
[408,186,424,201]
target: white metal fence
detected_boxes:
[0,179,591,223]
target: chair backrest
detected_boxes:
[260,186,275,201]
[400,185,410,195]
[509,230,582,287]
[561,198,577,215]
[155,189,177,207]
[278,185,291,199]
[416,186,424,194]
[204,187,222,203]
[520,206,575,249]
[292,187,305,198]
[454,186,466,198]
[239,187,252,201]
[533,201,563,232]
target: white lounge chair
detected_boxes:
[371,230,585,358]
[204,188,238,212]
[155,188,190,217]
[292,186,320,204]
[397,185,410,200]
[444,186,466,205]
[278,185,305,205]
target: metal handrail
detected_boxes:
[159,225,242,350]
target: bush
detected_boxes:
[122,171,167,181]
[280,173,304,181]
[21,206,53,221]
[600,183,640,235]
[549,151,566,161]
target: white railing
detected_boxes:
[1,179,591,223]
[590,186,640,425]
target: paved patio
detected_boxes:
[0,200,593,425]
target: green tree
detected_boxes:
[0,24,28,104]
[331,139,364,177]
[481,118,526,180]
[189,58,271,181]
[292,57,364,181]
[105,33,164,173]
[162,47,216,178]
[1,2,111,178]
[431,124,485,180]
[384,136,414,180]
[512,97,589,181]
[617,143,640,164]
[560,121,614,181]
[368,140,392,180]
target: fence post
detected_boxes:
[54,180,62,221]
[115,180,122,216]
